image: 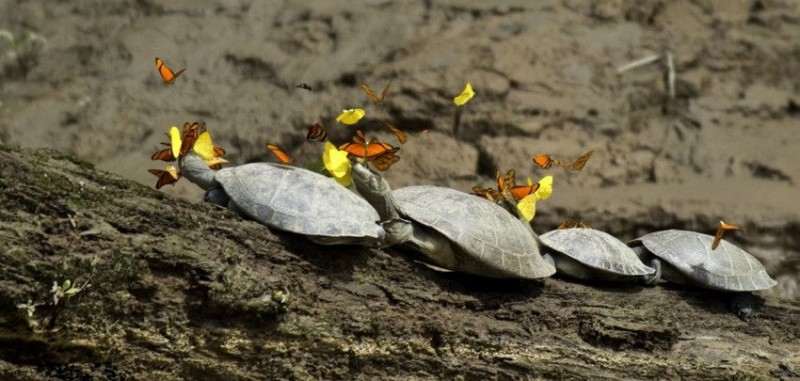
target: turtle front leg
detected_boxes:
[204,185,230,206]
[643,258,662,285]
[729,292,754,322]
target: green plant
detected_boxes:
[0,28,46,77]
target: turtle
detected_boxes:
[179,151,385,245]
[538,227,654,281]
[629,229,777,321]
[350,162,555,279]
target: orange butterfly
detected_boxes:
[306,123,327,142]
[570,150,593,170]
[558,220,590,229]
[150,144,175,162]
[266,143,293,164]
[155,57,185,84]
[712,220,741,250]
[532,154,557,170]
[361,80,392,104]
[384,122,408,144]
[148,165,180,189]
[533,150,593,171]
[338,130,401,171]
[495,169,540,201]
[473,169,539,202]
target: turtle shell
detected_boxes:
[215,163,383,240]
[540,228,654,276]
[631,229,776,291]
[393,186,555,279]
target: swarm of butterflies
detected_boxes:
[149,57,742,249]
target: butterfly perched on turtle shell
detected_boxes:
[712,220,741,250]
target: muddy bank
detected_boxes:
[0,145,798,380]
[1,0,798,302]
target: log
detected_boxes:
[0,145,797,380]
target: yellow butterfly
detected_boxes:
[516,176,553,222]
[336,108,366,125]
[193,130,228,168]
[322,141,352,186]
[454,82,475,106]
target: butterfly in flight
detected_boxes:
[384,121,407,144]
[155,57,185,84]
[533,150,594,171]
[712,220,741,250]
[266,143,293,165]
[306,123,327,142]
[361,80,392,104]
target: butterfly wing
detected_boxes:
[155,57,185,84]
[306,123,327,142]
[385,122,408,144]
[372,152,400,171]
[361,83,380,103]
[570,150,593,171]
[509,183,540,200]
[533,154,553,169]
[151,148,174,161]
[379,79,392,102]
[267,143,293,164]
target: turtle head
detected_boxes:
[179,152,218,190]
[351,162,401,221]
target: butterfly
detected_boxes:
[150,126,182,162]
[155,57,185,84]
[267,143,293,164]
[454,82,475,106]
[712,220,741,250]
[495,169,540,201]
[193,129,228,169]
[151,123,202,162]
[570,150,593,170]
[533,150,594,171]
[338,130,401,171]
[296,83,312,91]
[361,80,392,104]
[149,164,180,189]
[384,121,407,144]
[306,123,327,142]
[558,220,591,229]
[473,169,539,202]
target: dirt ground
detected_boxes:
[1,0,799,379]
